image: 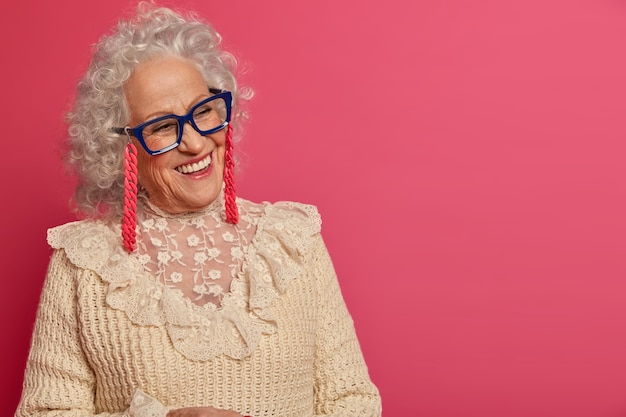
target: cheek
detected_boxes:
[136,151,169,187]
[212,134,227,163]
[215,146,226,165]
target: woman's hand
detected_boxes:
[167,406,248,417]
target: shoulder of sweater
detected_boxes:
[238,196,323,232]
[47,219,115,247]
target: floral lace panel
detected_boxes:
[47,197,322,360]
[134,199,258,310]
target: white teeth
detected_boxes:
[176,154,211,174]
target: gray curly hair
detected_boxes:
[65,2,251,220]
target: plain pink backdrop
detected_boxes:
[2,0,626,416]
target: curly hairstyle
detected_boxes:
[65,2,252,221]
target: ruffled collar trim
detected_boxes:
[47,199,321,361]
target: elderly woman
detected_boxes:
[15,4,381,417]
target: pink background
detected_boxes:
[2,0,626,416]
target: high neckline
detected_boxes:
[138,188,225,220]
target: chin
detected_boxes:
[184,190,220,209]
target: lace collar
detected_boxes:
[47,198,321,360]
[138,188,225,219]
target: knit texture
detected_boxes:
[16,198,381,417]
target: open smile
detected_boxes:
[175,153,212,174]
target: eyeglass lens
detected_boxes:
[142,96,228,152]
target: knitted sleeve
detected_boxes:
[15,250,162,417]
[310,235,382,417]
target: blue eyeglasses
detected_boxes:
[112,88,232,156]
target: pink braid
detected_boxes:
[122,142,138,252]
[224,124,239,224]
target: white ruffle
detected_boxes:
[47,200,321,361]
[129,389,169,417]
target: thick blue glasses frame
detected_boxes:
[111,89,232,156]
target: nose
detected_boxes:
[177,121,205,153]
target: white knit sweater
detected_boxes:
[15,198,381,417]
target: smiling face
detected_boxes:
[123,56,226,214]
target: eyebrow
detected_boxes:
[141,89,222,122]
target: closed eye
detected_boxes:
[194,106,214,119]
[149,121,178,135]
